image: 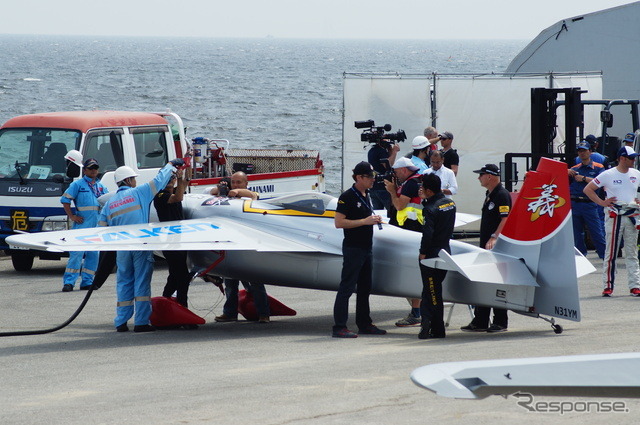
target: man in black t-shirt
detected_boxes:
[439,131,459,176]
[462,164,512,333]
[332,161,386,338]
[153,169,192,309]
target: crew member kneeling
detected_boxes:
[418,173,456,339]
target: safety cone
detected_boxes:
[238,289,297,321]
[150,297,206,327]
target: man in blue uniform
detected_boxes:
[575,135,608,168]
[568,141,606,258]
[60,158,108,292]
[99,159,183,332]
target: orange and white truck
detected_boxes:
[0,110,324,271]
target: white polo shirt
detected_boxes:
[424,165,458,195]
[592,167,640,205]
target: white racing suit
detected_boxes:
[603,204,640,291]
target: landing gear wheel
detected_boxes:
[11,252,34,272]
[552,324,563,334]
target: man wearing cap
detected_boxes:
[575,135,608,168]
[439,131,459,176]
[461,164,511,332]
[424,151,458,196]
[332,161,386,338]
[60,158,108,292]
[623,132,636,148]
[584,146,640,297]
[409,136,430,174]
[568,142,606,259]
[385,157,424,326]
[99,159,184,332]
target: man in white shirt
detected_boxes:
[424,151,457,196]
[584,146,640,297]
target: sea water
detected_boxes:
[0,35,526,194]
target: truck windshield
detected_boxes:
[0,128,80,180]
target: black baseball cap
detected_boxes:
[473,163,500,176]
[440,131,454,140]
[353,161,375,176]
[83,158,99,169]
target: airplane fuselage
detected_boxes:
[183,194,536,312]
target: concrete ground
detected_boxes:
[0,249,639,425]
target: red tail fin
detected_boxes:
[501,157,571,243]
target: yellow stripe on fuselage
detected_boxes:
[242,200,336,218]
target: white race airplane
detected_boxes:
[6,157,593,333]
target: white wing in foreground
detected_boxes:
[411,353,640,399]
[6,217,333,254]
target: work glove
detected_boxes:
[170,158,185,168]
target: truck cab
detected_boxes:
[0,110,187,271]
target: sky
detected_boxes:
[1,0,636,40]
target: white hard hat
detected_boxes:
[114,166,139,183]
[411,136,429,150]
[64,150,83,166]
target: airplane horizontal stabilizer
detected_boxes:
[575,248,597,277]
[411,353,640,399]
[421,250,538,287]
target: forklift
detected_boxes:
[503,87,640,191]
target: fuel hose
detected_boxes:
[0,286,94,337]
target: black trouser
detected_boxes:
[419,264,447,337]
[161,250,191,307]
[333,245,373,331]
[472,307,508,328]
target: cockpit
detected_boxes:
[259,192,335,215]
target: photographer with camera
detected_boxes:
[356,120,406,211]
[384,157,424,327]
[211,171,271,323]
[368,139,399,210]
[209,172,258,200]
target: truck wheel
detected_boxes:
[11,252,34,272]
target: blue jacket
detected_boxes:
[569,161,604,199]
[61,175,108,229]
[99,164,175,227]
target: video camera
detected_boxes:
[355,120,407,149]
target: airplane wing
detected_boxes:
[6,217,336,254]
[411,353,640,399]
[421,250,539,287]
